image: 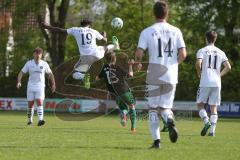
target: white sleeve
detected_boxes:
[222,52,228,63]
[95,30,104,40]
[137,30,147,50]
[67,27,77,36]
[21,61,29,73]
[45,62,52,74]
[196,50,203,59]
[176,29,186,49]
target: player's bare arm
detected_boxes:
[195,59,202,79]
[48,73,56,93]
[16,71,24,89]
[220,60,231,77]
[101,31,107,43]
[134,48,144,72]
[128,59,134,77]
[41,22,67,34]
[178,48,187,64]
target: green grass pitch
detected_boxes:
[0,111,239,160]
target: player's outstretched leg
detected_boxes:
[161,109,178,143]
[72,56,99,89]
[199,107,211,136]
[149,110,161,149]
[128,105,137,133]
[104,36,120,53]
[112,36,120,50]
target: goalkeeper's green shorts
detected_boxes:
[115,91,135,110]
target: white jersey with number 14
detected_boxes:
[138,22,186,84]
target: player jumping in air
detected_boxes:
[17,47,56,126]
[41,17,120,88]
[135,1,187,148]
[96,52,137,132]
[196,31,231,137]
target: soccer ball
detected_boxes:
[111,17,123,29]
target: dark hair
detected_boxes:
[205,31,217,43]
[153,1,168,19]
[33,47,43,54]
[105,52,116,63]
[80,17,92,27]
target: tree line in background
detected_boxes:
[0,0,239,101]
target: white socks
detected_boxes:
[149,111,160,140]
[37,106,44,121]
[210,114,218,133]
[199,109,209,124]
[27,107,34,122]
[161,109,174,122]
[72,72,85,80]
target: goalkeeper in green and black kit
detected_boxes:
[96,52,137,132]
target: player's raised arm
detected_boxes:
[41,22,67,34]
[100,31,107,43]
[220,60,231,77]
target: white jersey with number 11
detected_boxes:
[197,45,228,87]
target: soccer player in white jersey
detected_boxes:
[196,31,231,136]
[41,18,119,88]
[135,1,187,148]
[16,47,56,126]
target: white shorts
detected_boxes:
[96,46,105,59]
[197,87,221,105]
[146,84,176,109]
[74,46,106,73]
[27,89,45,101]
[74,55,100,73]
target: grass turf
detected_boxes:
[0,111,239,160]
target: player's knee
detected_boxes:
[149,109,159,121]
[28,101,34,108]
[72,72,85,80]
[210,106,217,114]
[197,103,205,110]
[36,99,43,106]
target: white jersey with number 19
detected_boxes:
[67,27,104,58]
[197,45,228,87]
[138,22,185,84]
